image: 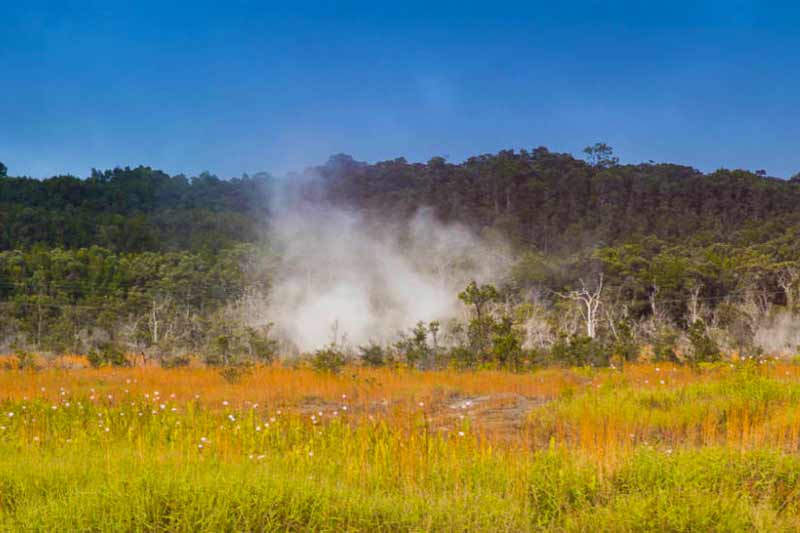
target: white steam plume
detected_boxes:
[262,199,509,353]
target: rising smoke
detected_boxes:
[753,311,800,356]
[259,194,510,353]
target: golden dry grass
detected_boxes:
[1,360,799,449]
[2,360,800,530]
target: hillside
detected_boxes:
[2,149,800,362]
[3,150,800,253]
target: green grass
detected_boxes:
[3,365,800,530]
[3,443,800,531]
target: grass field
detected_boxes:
[3,360,800,531]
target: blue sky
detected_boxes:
[2,1,799,178]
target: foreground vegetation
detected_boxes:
[3,362,800,530]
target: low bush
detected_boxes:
[311,345,347,374]
[87,343,128,368]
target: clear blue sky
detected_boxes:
[2,1,799,179]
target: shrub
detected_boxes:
[311,345,346,374]
[490,316,524,371]
[687,320,721,364]
[218,360,255,383]
[212,335,233,366]
[447,346,477,369]
[652,326,680,363]
[394,322,433,369]
[87,343,128,368]
[611,319,639,362]
[359,342,387,367]
[550,334,609,367]
[14,350,42,371]
[161,354,192,368]
[245,326,278,364]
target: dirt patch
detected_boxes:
[435,393,549,437]
[294,396,344,416]
[292,391,551,440]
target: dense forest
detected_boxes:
[2,146,800,368]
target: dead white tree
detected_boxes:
[148,294,173,348]
[556,274,604,339]
[649,281,660,318]
[598,285,626,341]
[688,284,702,324]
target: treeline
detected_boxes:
[0,166,271,252]
[0,245,276,364]
[5,150,800,254]
[310,147,800,252]
[2,148,800,366]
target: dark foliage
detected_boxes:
[3,148,800,365]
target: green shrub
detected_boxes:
[550,334,609,366]
[447,346,477,369]
[14,350,40,371]
[311,345,346,374]
[218,360,255,383]
[653,326,680,363]
[394,322,433,368]
[687,320,721,364]
[161,354,191,368]
[490,316,524,371]
[611,319,639,362]
[244,326,278,364]
[359,342,387,367]
[87,343,128,368]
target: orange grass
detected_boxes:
[0,361,753,401]
[0,364,579,407]
[3,361,800,530]
[2,361,800,453]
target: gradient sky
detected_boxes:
[2,1,799,179]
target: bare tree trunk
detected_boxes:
[36,299,43,349]
[150,297,159,346]
[688,285,701,324]
[606,309,618,340]
[557,274,604,339]
[649,282,660,318]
